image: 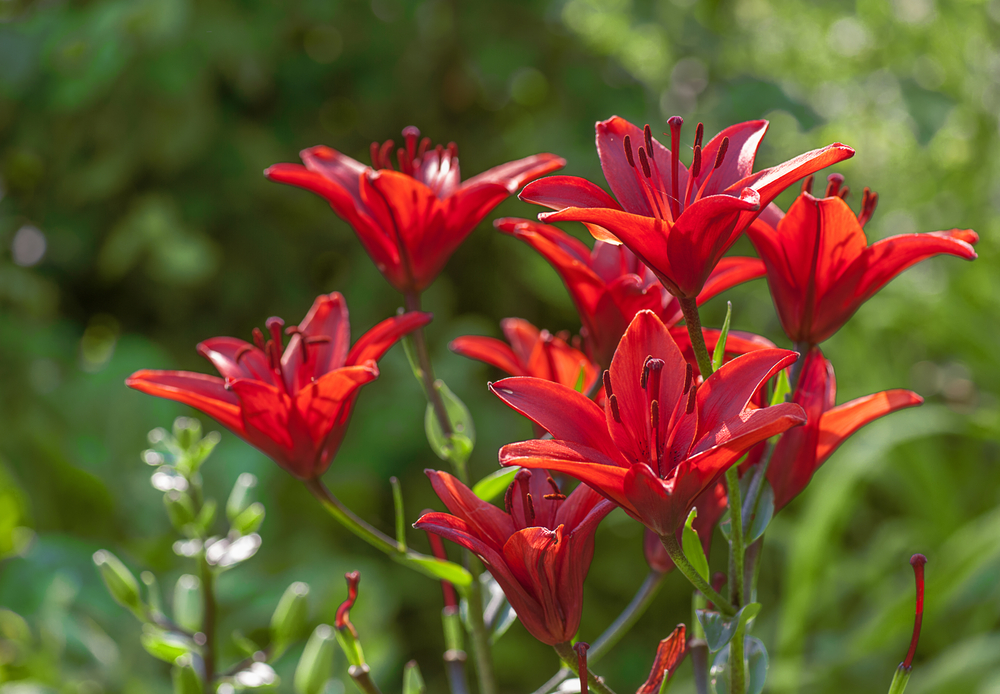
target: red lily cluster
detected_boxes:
[124,111,977,674]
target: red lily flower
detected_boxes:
[492,310,806,537]
[415,468,613,646]
[450,318,599,396]
[520,116,854,298]
[126,293,431,480]
[758,346,923,511]
[496,217,769,368]
[747,175,979,344]
[265,127,564,294]
[643,480,726,574]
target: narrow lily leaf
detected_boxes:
[769,368,791,406]
[682,508,710,583]
[472,467,520,502]
[746,482,774,544]
[574,365,587,393]
[403,660,426,694]
[425,380,476,469]
[697,603,761,652]
[711,301,733,372]
[746,636,769,694]
[391,476,407,550]
[405,554,473,588]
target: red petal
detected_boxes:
[228,379,295,451]
[425,469,515,547]
[126,370,244,433]
[621,462,677,534]
[346,311,433,366]
[491,378,621,460]
[282,292,352,392]
[501,318,544,366]
[462,152,566,192]
[687,401,807,467]
[502,527,575,644]
[450,335,525,376]
[732,142,856,208]
[698,256,766,304]
[697,349,799,435]
[197,337,274,385]
[518,175,623,213]
[636,624,688,694]
[294,364,379,445]
[596,116,685,218]
[299,145,367,205]
[694,120,768,199]
[817,389,923,463]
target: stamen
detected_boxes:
[544,493,567,501]
[694,122,704,149]
[714,137,730,170]
[642,357,664,394]
[546,476,563,496]
[525,493,535,524]
[644,124,654,161]
[902,554,927,670]
[504,484,515,515]
[403,126,420,160]
[683,363,693,394]
[252,327,265,352]
[837,186,850,200]
[396,147,410,175]
[858,187,879,227]
[801,174,814,196]
[650,399,659,427]
[266,317,285,372]
[575,642,590,694]
[370,141,381,169]
[667,116,683,219]
[417,137,431,158]
[379,140,395,171]
[623,136,635,167]
[638,147,652,178]
[685,387,696,414]
[603,370,613,399]
[690,145,702,178]
[610,394,621,422]
[447,142,458,159]
[284,325,310,361]
[825,173,844,198]
[335,571,361,637]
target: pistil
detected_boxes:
[667,116,683,220]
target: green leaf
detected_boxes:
[769,368,791,406]
[140,625,194,662]
[271,581,309,654]
[391,476,406,551]
[711,301,732,372]
[403,660,426,694]
[472,467,519,502]
[295,625,336,694]
[574,365,587,393]
[746,482,774,544]
[405,554,473,588]
[424,380,476,469]
[682,508,710,583]
[746,636,769,694]
[696,603,761,652]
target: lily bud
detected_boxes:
[294,624,336,694]
[93,550,144,619]
[271,581,309,653]
[888,554,927,694]
[227,473,258,521]
[575,642,590,694]
[334,571,366,667]
[232,502,266,536]
[172,574,203,633]
[163,490,197,534]
[172,653,202,694]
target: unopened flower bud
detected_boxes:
[173,416,202,450]
[227,473,258,521]
[271,581,309,652]
[172,653,202,694]
[93,550,143,618]
[232,502,266,536]
[173,574,203,633]
[334,572,366,667]
[163,490,197,533]
[294,624,336,694]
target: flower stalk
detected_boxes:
[660,534,735,617]
[679,297,714,378]
[553,641,617,694]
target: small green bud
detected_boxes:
[195,498,217,534]
[232,502,266,536]
[173,574,203,633]
[271,581,309,653]
[294,624,336,694]
[93,550,144,618]
[403,660,426,694]
[141,571,163,614]
[141,625,193,662]
[172,653,202,694]
[173,417,202,450]
[164,490,197,534]
[227,473,258,521]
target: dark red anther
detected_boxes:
[858,187,879,227]
[667,116,683,219]
[284,325,310,361]
[252,327,266,352]
[714,137,730,170]
[422,513,459,609]
[335,571,361,637]
[638,147,652,178]
[610,394,621,422]
[650,399,659,427]
[370,141,381,169]
[801,174,814,196]
[265,317,285,370]
[575,642,590,694]
[685,386,696,414]
[403,126,420,159]
[903,554,927,670]
[396,147,410,175]
[825,173,844,198]
[623,135,635,167]
[644,124,654,161]
[545,476,567,501]
[683,363,693,394]
[525,493,535,524]
[447,142,458,160]
[544,493,567,501]
[690,145,702,178]
[417,136,431,158]
[504,484,515,515]
[379,140,395,171]
[642,357,664,395]
[603,370,613,399]
[837,186,850,200]
[694,122,704,149]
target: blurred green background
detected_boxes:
[1,0,999,691]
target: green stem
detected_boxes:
[726,467,745,608]
[788,341,809,391]
[305,478,400,556]
[553,642,618,694]
[590,570,665,661]
[729,620,746,694]
[740,442,775,534]
[199,555,217,690]
[444,649,470,694]
[660,534,736,617]
[679,297,715,377]
[349,664,384,694]
[465,559,498,694]
[404,292,454,440]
